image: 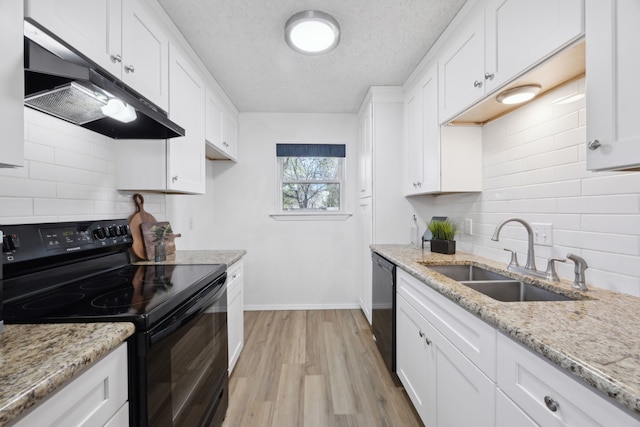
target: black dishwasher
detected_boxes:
[371,252,398,382]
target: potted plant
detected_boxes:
[427,219,458,254]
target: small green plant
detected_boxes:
[428,219,458,241]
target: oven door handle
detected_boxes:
[149,275,226,345]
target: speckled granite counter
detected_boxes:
[372,244,640,417]
[132,249,246,267]
[0,322,134,426]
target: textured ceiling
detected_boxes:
[157,0,467,113]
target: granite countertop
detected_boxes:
[132,249,246,267]
[0,322,135,426]
[372,244,640,416]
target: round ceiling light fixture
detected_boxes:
[496,84,542,105]
[285,10,340,55]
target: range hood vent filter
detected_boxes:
[25,82,108,125]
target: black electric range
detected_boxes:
[1,219,229,426]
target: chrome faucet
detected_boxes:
[491,218,537,271]
[567,253,589,291]
[492,217,563,281]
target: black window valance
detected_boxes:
[276,143,345,158]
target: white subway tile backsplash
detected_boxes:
[443,77,640,296]
[557,195,639,214]
[1,109,166,225]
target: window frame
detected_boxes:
[271,142,351,221]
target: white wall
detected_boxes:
[0,108,166,224]
[426,78,640,297]
[201,113,360,309]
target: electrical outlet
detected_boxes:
[464,218,473,235]
[532,223,552,246]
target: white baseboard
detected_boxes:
[243,303,361,311]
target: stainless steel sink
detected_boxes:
[428,264,512,282]
[460,280,574,302]
[426,264,577,302]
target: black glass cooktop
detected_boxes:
[4,263,226,329]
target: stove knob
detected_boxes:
[3,234,20,251]
[107,226,116,237]
[115,226,122,236]
[119,225,131,236]
[93,228,106,240]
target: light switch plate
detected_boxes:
[464,218,473,235]
[532,223,552,246]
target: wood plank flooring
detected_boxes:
[222,310,423,427]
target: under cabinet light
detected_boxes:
[496,85,542,105]
[101,98,137,123]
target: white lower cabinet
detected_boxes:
[396,269,496,426]
[227,259,244,374]
[496,389,537,427]
[14,343,129,427]
[497,333,640,427]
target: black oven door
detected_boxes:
[143,274,228,427]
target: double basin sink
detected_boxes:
[426,264,579,302]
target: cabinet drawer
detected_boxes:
[397,268,496,380]
[14,343,128,427]
[226,260,244,291]
[497,333,639,426]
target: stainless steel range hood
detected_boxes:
[23,21,184,139]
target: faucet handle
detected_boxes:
[544,258,566,282]
[567,253,589,291]
[503,248,520,268]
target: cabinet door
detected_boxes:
[396,295,433,423]
[496,389,538,427]
[24,0,122,78]
[227,260,244,374]
[0,0,24,167]
[421,65,441,193]
[586,0,640,171]
[485,0,584,92]
[438,10,485,123]
[122,0,169,111]
[359,103,373,198]
[359,198,373,324]
[222,112,239,161]
[167,44,205,194]
[404,84,424,195]
[205,89,223,149]
[428,324,495,427]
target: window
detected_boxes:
[275,143,346,216]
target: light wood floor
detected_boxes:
[222,310,423,427]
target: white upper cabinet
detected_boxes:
[585,0,640,171]
[25,0,169,112]
[439,0,584,123]
[166,43,205,193]
[484,0,584,93]
[0,0,24,168]
[358,102,373,198]
[205,88,239,161]
[405,64,482,196]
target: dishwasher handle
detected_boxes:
[372,253,395,273]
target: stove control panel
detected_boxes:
[1,219,132,265]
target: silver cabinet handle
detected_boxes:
[544,396,559,412]
[223,141,229,147]
[418,330,432,345]
[587,139,601,150]
[171,175,178,183]
[110,54,122,63]
[419,330,425,338]
[473,80,483,88]
[484,72,494,81]
[124,64,135,73]
[232,273,237,280]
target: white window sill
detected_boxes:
[270,213,353,221]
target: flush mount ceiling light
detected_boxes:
[285,10,340,55]
[496,85,542,105]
